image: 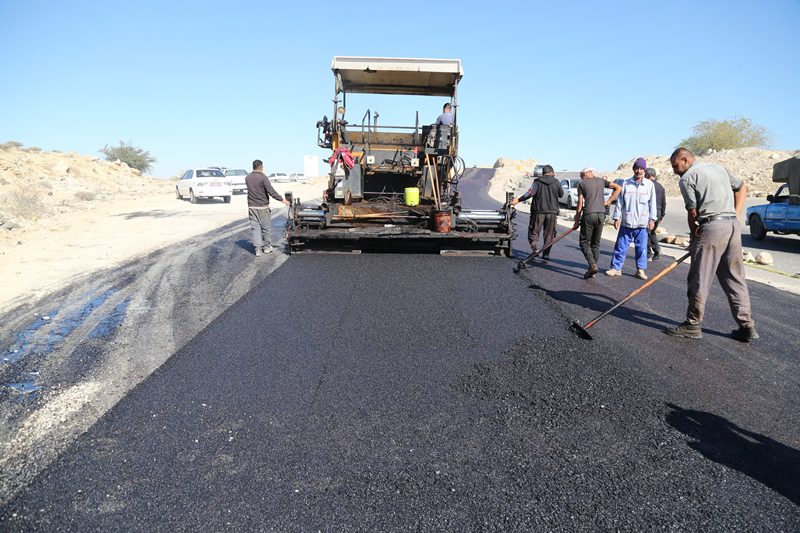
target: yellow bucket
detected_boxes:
[404,187,420,206]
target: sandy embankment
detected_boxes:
[0,179,326,312]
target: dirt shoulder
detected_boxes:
[0,178,325,313]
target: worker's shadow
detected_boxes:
[666,403,800,506]
[235,239,257,254]
[531,261,585,279]
[528,282,671,330]
[511,253,588,280]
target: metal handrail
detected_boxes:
[361,109,371,151]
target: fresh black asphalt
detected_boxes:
[1,170,798,531]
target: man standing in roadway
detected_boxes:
[245,159,290,256]
[606,158,657,279]
[511,164,565,261]
[664,147,757,342]
[645,167,667,261]
[572,167,621,278]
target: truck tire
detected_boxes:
[749,214,766,241]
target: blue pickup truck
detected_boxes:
[746,156,800,240]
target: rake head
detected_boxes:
[513,261,528,274]
[570,320,593,340]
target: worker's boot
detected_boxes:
[584,264,598,279]
[636,268,648,280]
[664,321,702,339]
[262,245,273,254]
[255,247,263,257]
[731,325,759,342]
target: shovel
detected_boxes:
[571,251,692,340]
[514,226,578,273]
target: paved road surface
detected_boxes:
[1,169,798,530]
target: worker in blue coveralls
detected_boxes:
[605,157,657,280]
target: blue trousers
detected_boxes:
[610,226,649,270]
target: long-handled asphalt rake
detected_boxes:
[570,251,692,340]
[513,226,578,273]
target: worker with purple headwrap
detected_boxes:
[606,157,657,280]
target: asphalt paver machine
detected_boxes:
[286,56,514,255]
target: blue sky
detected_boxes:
[2,0,798,178]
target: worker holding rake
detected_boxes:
[511,164,565,261]
[663,148,758,342]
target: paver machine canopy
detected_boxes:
[286,56,514,255]
[332,56,462,96]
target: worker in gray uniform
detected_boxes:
[245,159,290,256]
[664,147,758,342]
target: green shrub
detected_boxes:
[100,141,156,173]
[23,146,42,152]
[679,117,769,153]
